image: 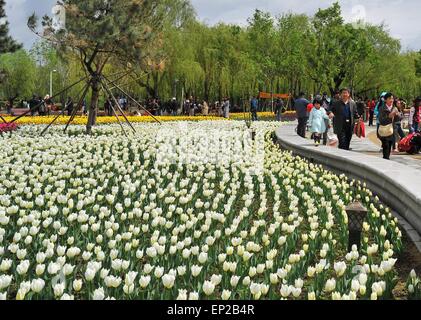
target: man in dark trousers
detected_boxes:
[104,96,113,116]
[294,92,310,138]
[65,97,74,116]
[275,98,284,121]
[329,88,360,150]
[171,97,178,116]
[250,96,259,121]
[29,95,40,116]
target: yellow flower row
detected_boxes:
[230,111,295,120]
[1,111,296,126]
[2,115,226,125]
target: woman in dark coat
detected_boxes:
[378,92,398,160]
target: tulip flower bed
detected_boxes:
[230,111,296,122]
[0,122,18,133]
[1,115,225,126]
[1,111,296,126]
[0,121,416,300]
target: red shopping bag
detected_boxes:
[360,121,366,138]
[354,121,365,138]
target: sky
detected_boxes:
[4,0,421,51]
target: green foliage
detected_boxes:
[415,50,421,77]
[2,1,420,109]
[0,50,36,98]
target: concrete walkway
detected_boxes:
[276,123,421,252]
[302,124,421,172]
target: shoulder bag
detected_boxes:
[378,107,394,138]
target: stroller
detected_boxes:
[398,131,421,154]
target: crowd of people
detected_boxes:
[293,88,421,160]
[131,96,232,118]
[1,93,90,117]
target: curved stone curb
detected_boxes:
[275,124,421,252]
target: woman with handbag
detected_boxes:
[378,92,398,160]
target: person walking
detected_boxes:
[202,100,209,116]
[65,97,74,116]
[368,98,376,126]
[189,99,195,116]
[29,95,39,116]
[321,93,331,145]
[104,96,113,116]
[82,99,88,116]
[308,96,330,146]
[275,98,284,122]
[409,97,420,133]
[294,92,310,138]
[356,97,366,119]
[329,88,360,150]
[378,92,399,160]
[223,97,230,119]
[250,96,259,121]
[171,97,178,116]
[393,99,405,151]
[44,95,54,116]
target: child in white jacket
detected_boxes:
[308,96,329,146]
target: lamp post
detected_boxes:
[346,201,368,252]
[50,69,57,97]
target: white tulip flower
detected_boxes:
[162,274,176,289]
[93,287,105,300]
[191,265,202,277]
[53,283,65,297]
[139,276,151,288]
[230,275,240,288]
[202,281,215,296]
[177,289,188,300]
[210,274,222,286]
[73,279,83,292]
[324,278,336,293]
[189,291,199,300]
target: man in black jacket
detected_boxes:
[65,97,74,116]
[294,92,310,138]
[29,95,40,116]
[329,88,360,150]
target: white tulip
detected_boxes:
[139,276,151,288]
[177,289,188,300]
[189,291,199,300]
[191,265,202,277]
[73,279,83,292]
[53,283,65,297]
[202,281,215,296]
[324,278,336,293]
[162,274,176,289]
[230,275,240,288]
[93,287,105,300]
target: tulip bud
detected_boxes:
[73,279,83,292]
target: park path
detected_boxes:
[299,122,421,172]
[277,122,421,252]
[351,126,421,171]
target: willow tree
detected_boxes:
[28,0,186,133]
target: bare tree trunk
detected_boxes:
[87,79,100,134]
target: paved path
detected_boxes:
[277,123,421,251]
[302,123,421,172]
